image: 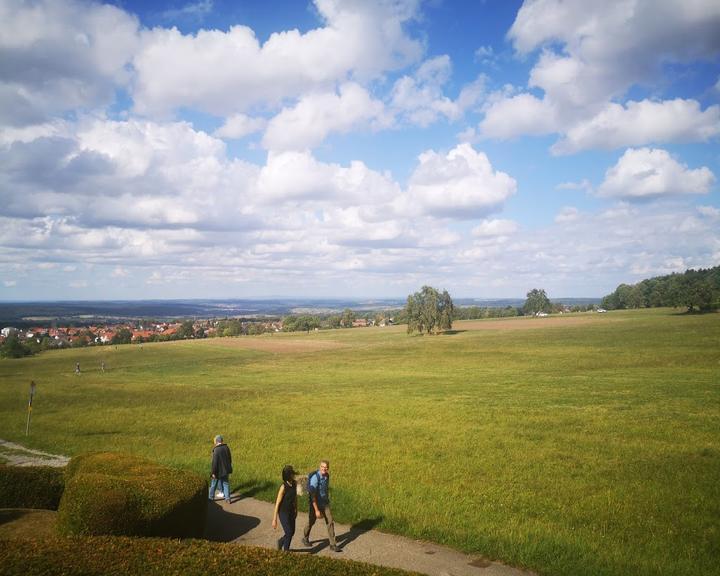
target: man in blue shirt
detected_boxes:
[301,460,340,552]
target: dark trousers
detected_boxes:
[279,512,296,551]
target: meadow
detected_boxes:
[0,309,718,576]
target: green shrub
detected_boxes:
[0,465,64,509]
[57,452,207,538]
[0,536,419,576]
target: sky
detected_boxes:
[1,0,719,301]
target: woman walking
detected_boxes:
[272,465,298,551]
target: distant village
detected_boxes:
[0,312,394,351]
[0,319,276,349]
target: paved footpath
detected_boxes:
[204,495,536,576]
[1,440,535,576]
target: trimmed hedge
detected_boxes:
[0,465,64,510]
[57,452,207,538]
[0,536,419,576]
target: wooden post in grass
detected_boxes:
[25,380,36,436]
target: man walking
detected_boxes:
[208,435,232,504]
[301,460,340,552]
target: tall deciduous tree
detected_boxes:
[523,288,551,315]
[405,286,454,335]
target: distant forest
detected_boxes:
[601,266,720,312]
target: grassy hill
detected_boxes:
[1,309,718,576]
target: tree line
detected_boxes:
[601,266,720,312]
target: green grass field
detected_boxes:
[1,309,718,576]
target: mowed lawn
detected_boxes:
[1,309,718,576]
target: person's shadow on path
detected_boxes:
[300,516,383,552]
[236,480,272,499]
[204,480,272,542]
[337,516,383,548]
[204,501,260,542]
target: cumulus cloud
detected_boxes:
[214,114,266,140]
[509,0,720,109]
[471,219,518,237]
[597,148,715,199]
[0,0,139,127]
[0,118,261,230]
[391,56,485,127]
[132,0,423,116]
[407,144,516,218]
[556,179,592,193]
[552,99,720,154]
[480,0,720,149]
[697,205,720,218]
[480,93,557,139]
[262,83,390,150]
[256,149,399,205]
[555,207,580,223]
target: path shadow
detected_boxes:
[203,501,260,542]
[335,516,384,549]
[0,509,26,525]
[235,480,273,499]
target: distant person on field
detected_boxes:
[272,464,298,551]
[208,435,232,504]
[302,459,340,552]
[100,361,105,372]
[75,362,80,374]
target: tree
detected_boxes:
[176,320,195,339]
[340,308,356,328]
[0,335,33,358]
[523,288,551,315]
[111,328,133,345]
[404,285,454,335]
[282,315,320,333]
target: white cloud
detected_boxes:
[407,144,516,218]
[160,0,213,22]
[0,0,139,127]
[556,179,592,193]
[597,148,715,199]
[509,0,720,109]
[214,114,266,140]
[552,99,720,154]
[3,280,16,287]
[262,83,390,151]
[475,45,495,65]
[482,0,720,148]
[471,219,518,237]
[480,93,557,139]
[132,0,423,116]
[76,118,226,178]
[256,150,399,204]
[697,205,720,218]
[555,207,580,223]
[391,56,485,127]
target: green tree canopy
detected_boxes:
[601,266,719,312]
[0,334,33,358]
[523,288,551,315]
[404,285,454,335]
[340,308,356,328]
[111,328,133,345]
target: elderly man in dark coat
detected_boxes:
[209,434,233,504]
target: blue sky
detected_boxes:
[1,0,718,300]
